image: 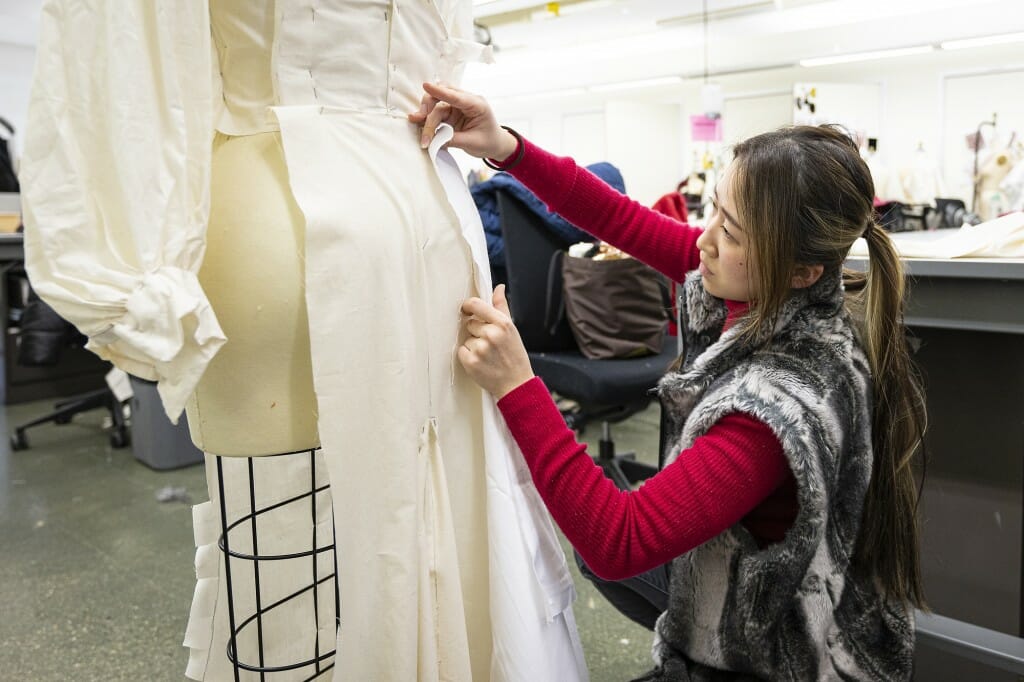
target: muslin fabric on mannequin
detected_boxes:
[276,108,490,680]
[21,1,587,680]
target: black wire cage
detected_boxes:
[214,449,339,681]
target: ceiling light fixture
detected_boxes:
[940,31,1024,50]
[799,45,934,67]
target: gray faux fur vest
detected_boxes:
[639,269,914,681]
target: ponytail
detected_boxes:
[731,125,928,606]
[855,222,928,608]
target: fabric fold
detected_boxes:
[184,500,220,681]
[429,123,589,681]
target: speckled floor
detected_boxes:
[0,396,662,681]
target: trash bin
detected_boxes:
[128,375,204,470]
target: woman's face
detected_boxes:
[696,163,756,302]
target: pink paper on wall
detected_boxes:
[690,115,722,142]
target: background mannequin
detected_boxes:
[976,139,1018,221]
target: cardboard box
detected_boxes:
[0,214,20,233]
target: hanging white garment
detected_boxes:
[896,146,946,205]
[20,1,587,680]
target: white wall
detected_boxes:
[722,91,792,147]
[560,110,606,167]
[0,42,37,164]
[605,101,681,205]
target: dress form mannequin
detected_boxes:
[190,2,498,678]
[976,144,1015,221]
[1000,145,1024,212]
[182,131,336,681]
[21,2,587,680]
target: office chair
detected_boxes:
[8,285,128,451]
[497,189,678,490]
[10,388,128,450]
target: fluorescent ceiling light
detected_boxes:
[941,32,1024,50]
[799,45,934,67]
[589,76,684,92]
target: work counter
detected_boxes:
[846,255,1024,335]
[846,253,1024,680]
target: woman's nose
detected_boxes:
[696,228,714,255]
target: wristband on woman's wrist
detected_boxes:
[483,126,525,171]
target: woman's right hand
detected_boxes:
[408,82,518,162]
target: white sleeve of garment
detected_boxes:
[437,0,494,81]
[19,0,225,423]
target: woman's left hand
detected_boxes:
[458,285,535,399]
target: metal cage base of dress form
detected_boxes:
[215,450,339,681]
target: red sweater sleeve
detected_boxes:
[505,138,702,282]
[497,377,790,581]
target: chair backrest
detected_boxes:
[496,189,580,353]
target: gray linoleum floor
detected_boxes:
[0,395,662,681]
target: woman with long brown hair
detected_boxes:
[411,82,927,681]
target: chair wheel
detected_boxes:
[10,432,28,451]
[109,428,129,449]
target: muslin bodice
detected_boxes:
[210,0,481,135]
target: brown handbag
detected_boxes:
[552,249,669,359]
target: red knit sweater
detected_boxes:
[494,138,798,581]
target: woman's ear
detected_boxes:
[791,263,824,289]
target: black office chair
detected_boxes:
[10,388,128,450]
[497,189,678,490]
[8,285,128,451]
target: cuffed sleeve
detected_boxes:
[20,0,224,422]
